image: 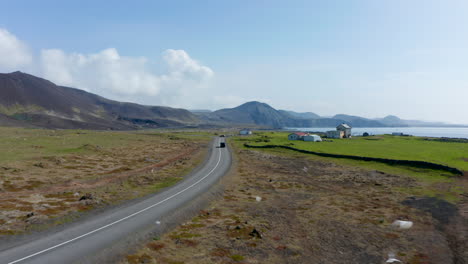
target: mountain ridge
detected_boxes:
[0,72,464,129]
[0,71,199,129]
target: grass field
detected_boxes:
[122,136,468,264]
[0,127,212,163]
[236,132,468,172]
[230,132,468,203]
[0,127,213,235]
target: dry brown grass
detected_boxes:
[0,130,211,235]
[147,242,165,251]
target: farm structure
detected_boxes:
[239,129,252,135]
[288,132,322,142]
[326,123,352,139]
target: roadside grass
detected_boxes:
[149,177,182,191]
[238,132,468,171]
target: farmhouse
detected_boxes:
[326,123,352,139]
[239,129,252,135]
[337,123,352,138]
[288,132,309,140]
[326,130,344,139]
[303,134,322,142]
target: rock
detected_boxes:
[249,228,262,239]
[26,212,34,218]
[33,162,46,168]
[79,193,93,201]
[386,253,401,263]
[256,196,262,202]
[53,157,65,165]
[391,220,413,230]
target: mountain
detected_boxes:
[205,101,386,128]
[278,110,320,119]
[206,101,290,128]
[0,71,199,129]
[333,114,387,127]
[376,115,407,127]
[2,72,460,130]
[375,115,466,127]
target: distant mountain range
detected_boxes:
[0,72,199,129]
[0,71,464,130]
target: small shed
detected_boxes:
[336,123,352,138]
[288,132,308,140]
[239,129,252,135]
[303,134,322,142]
[326,130,344,139]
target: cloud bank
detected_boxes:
[0,28,32,71]
[0,28,215,107]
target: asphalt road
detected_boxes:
[0,138,231,264]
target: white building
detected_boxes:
[288,132,309,140]
[239,129,252,135]
[303,134,322,142]
[336,123,352,138]
[326,130,344,139]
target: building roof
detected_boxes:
[290,132,308,136]
[304,134,321,138]
[337,123,351,129]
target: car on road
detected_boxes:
[220,142,226,148]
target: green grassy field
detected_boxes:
[238,132,468,171]
[232,132,468,202]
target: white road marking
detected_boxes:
[8,140,223,264]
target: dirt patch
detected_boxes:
[402,197,458,227]
[122,147,467,264]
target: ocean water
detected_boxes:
[286,127,468,139]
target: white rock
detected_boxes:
[155,220,161,225]
[392,220,413,230]
[386,253,401,263]
[255,196,262,202]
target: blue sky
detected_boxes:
[1,0,467,124]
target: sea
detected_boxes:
[285,127,468,139]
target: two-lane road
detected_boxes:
[0,138,231,264]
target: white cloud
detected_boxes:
[38,48,215,105]
[0,27,216,107]
[163,49,213,81]
[40,48,163,96]
[0,28,32,71]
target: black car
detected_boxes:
[220,142,226,148]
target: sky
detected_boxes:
[1,0,467,124]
